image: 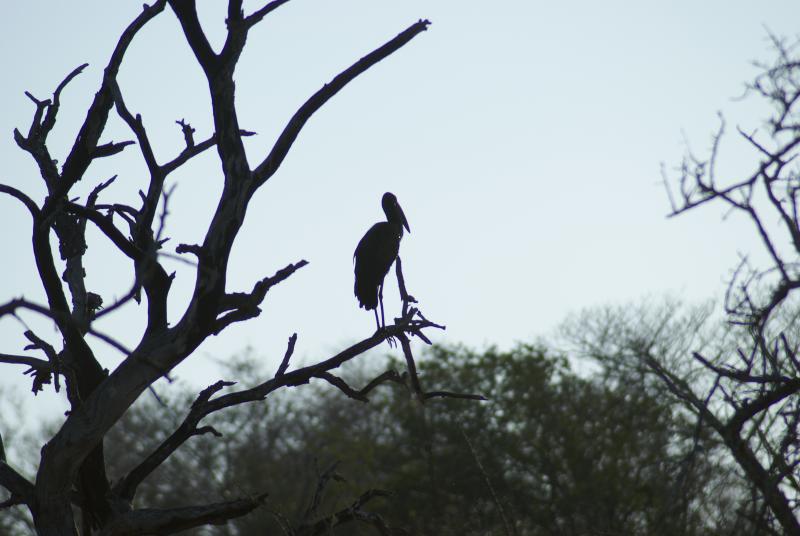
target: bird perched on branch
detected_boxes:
[354,192,410,330]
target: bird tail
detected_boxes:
[354,277,379,310]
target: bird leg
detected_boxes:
[373,307,380,332]
[378,282,386,330]
[378,284,397,347]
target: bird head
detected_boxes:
[382,192,410,234]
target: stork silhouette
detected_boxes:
[354,192,410,331]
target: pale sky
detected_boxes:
[1,1,799,418]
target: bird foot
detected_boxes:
[376,326,397,348]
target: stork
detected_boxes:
[354,192,410,331]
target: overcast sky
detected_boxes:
[1,1,799,417]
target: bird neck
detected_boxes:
[383,220,403,239]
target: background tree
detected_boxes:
[4,343,752,535]
[568,34,800,534]
[0,3,479,534]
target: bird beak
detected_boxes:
[398,203,410,234]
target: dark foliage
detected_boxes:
[57,344,750,536]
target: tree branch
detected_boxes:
[302,461,343,522]
[0,353,51,370]
[211,317,442,412]
[244,0,292,28]
[0,298,127,374]
[114,315,441,501]
[316,372,370,402]
[726,379,800,435]
[113,380,234,501]
[111,79,159,175]
[320,369,406,403]
[274,333,297,377]
[65,202,140,260]
[639,345,800,534]
[252,19,431,187]
[398,333,424,402]
[24,329,61,393]
[0,433,35,509]
[167,0,218,74]
[297,489,393,536]
[161,129,255,176]
[57,0,167,196]
[213,260,308,334]
[97,493,268,536]
[424,391,487,402]
[0,184,40,218]
[91,140,135,159]
[41,64,89,138]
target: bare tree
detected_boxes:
[654,34,800,534]
[0,3,480,534]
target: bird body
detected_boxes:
[353,193,410,328]
[354,221,403,310]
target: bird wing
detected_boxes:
[353,222,402,309]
